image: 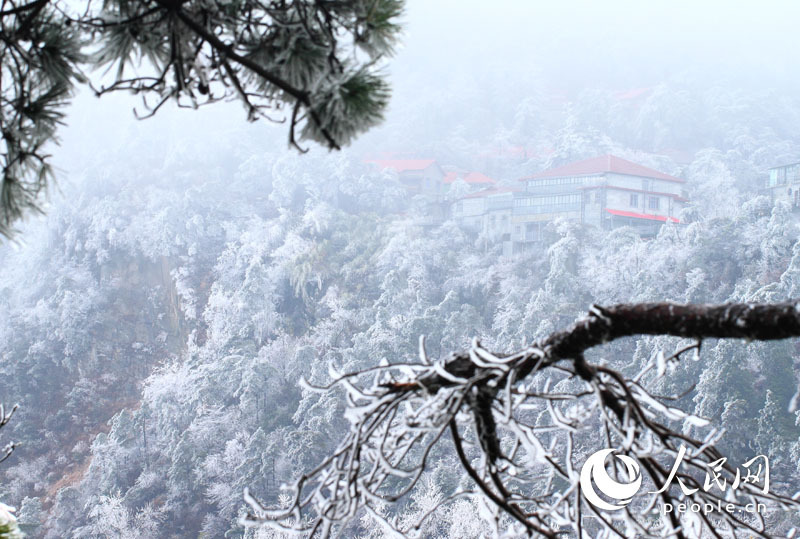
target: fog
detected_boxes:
[2,1,800,537]
[394,0,800,84]
[54,1,800,176]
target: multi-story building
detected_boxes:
[766,161,800,208]
[512,155,687,252]
[452,187,520,256]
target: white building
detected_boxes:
[512,155,688,252]
[766,161,800,208]
[452,187,520,256]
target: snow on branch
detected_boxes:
[243,301,800,537]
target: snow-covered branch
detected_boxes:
[243,301,800,537]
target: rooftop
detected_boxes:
[606,209,680,223]
[520,155,685,184]
[769,161,800,170]
[614,87,652,101]
[444,171,496,185]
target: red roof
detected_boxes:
[366,159,436,173]
[615,87,652,100]
[464,172,495,184]
[444,171,496,184]
[462,187,520,199]
[520,155,685,184]
[606,209,680,223]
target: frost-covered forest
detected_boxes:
[2,1,800,537]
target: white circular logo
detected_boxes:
[579,449,642,511]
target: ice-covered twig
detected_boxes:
[243,301,800,537]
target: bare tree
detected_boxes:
[243,301,800,537]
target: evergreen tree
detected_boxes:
[0,0,403,236]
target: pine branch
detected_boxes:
[417,301,800,393]
[249,300,800,537]
[154,0,342,150]
[0,1,403,236]
[0,0,48,18]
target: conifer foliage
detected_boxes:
[0,0,402,235]
[0,0,85,237]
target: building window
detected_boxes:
[515,225,521,235]
[629,194,638,207]
[769,169,778,187]
[789,165,800,183]
[649,197,660,210]
[526,222,539,241]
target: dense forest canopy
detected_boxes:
[1,0,800,537]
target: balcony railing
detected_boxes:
[525,184,587,195]
[513,202,581,216]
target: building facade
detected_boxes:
[766,162,800,209]
[452,187,519,255]
[511,155,687,253]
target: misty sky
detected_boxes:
[394,0,799,91]
[52,0,800,179]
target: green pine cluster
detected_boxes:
[0,0,405,237]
